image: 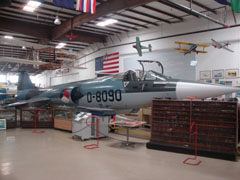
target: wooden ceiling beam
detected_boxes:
[57,30,106,43]
[0,17,51,40]
[0,17,106,44]
[51,0,157,40]
[141,4,183,21]
[75,27,115,36]
[114,13,158,26]
[127,9,171,24]
[104,16,149,28]
[83,24,121,34]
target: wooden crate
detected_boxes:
[147,99,238,161]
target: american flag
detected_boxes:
[76,0,96,14]
[95,52,119,75]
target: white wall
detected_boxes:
[38,8,240,87]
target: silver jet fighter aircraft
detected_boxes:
[10,71,239,115]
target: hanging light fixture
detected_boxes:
[54,16,61,25]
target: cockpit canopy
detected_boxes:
[144,70,169,81]
[112,70,170,81]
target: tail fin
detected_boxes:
[148,44,152,52]
[17,72,36,91]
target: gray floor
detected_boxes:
[0,129,240,180]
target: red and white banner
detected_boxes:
[76,0,96,14]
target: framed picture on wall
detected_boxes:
[212,69,224,79]
[200,71,211,80]
[225,69,239,78]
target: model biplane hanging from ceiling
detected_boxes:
[175,41,210,55]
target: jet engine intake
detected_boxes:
[60,87,83,104]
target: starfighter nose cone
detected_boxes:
[176,82,240,99]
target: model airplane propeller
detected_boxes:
[211,39,234,52]
[133,37,152,56]
[175,41,209,55]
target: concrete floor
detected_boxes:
[0,129,240,180]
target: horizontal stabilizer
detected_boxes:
[6,97,50,107]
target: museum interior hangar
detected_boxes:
[0,1,240,180]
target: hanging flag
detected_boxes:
[0,0,11,7]
[215,0,228,5]
[95,52,119,75]
[76,0,96,14]
[231,0,240,13]
[53,0,74,9]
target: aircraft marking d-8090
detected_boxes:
[11,70,239,115]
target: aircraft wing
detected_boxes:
[0,57,48,65]
[6,97,50,107]
[77,106,116,115]
[175,48,191,52]
[175,41,194,45]
[137,48,142,56]
[175,41,209,47]
[211,39,220,45]
[195,50,208,53]
[175,48,207,54]
[222,46,234,52]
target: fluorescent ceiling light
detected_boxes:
[106,19,118,24]
[96,19,118,27]
[23,5,35,12]
[4,35,13,39]
[59,43,66,46]
[97,22,107,27]
[27,1,41,8]
[23,0,42,12]
[56,43,66,49]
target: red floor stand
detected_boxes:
[32,109,45,134]
[83,115,100,149]
[113,115,116,128]
[183,122,201,166]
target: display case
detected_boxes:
[54,108,74,131]
[20,109,54,128]
[147,99,238,161]
[0,109,17,129]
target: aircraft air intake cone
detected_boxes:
[176,82,240,99]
